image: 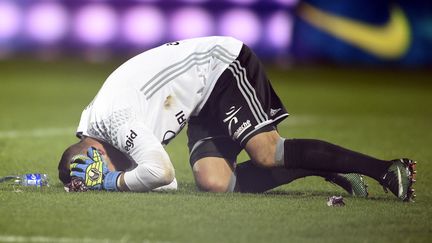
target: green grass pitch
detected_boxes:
[0,59,431,242]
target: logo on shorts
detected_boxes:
[233,120,251,139]
[223,106,242,136]
[270,108,281,117]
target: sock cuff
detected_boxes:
[275,137,286,166]
[226,173,237,192]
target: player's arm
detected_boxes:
[115,121,176,192]
[69,146,175,192]
[70,122,176,192]
[116,171,178,192]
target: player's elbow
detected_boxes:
[141,160,175,189]
[124,158,175,192]
[159,161,175,186]
[147,150,175,186]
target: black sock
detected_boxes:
[283,139,390,181]
[236,160,322,193]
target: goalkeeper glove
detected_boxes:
[70,147,120,191]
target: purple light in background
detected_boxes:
[181,0,209,3]
[0,1,21,41]
[227,0,258,4]
[74,4,118,45]
[25,2,69,44]
[122,6,165,46]
[170,7,213,40]
[274,0,299,6]
[266,11,293,49]
[219,8,261,46]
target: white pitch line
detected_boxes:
[0,235,172,243]
[0,235,114,243]
[0,127,75,139]
[0,116,317,139]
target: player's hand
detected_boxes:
[70,147,120,191]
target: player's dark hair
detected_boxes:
[58,141,87,184]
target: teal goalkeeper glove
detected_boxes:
[70,147,121,191]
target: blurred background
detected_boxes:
[0,0,431,66]
[1,2,431,241]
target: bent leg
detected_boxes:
[189,135,369,195]
[235,160,312,193]
[193,157,236,192]
[244,130,281,167]
[236,160,368,197]
[283,138,390,181]
[244,131,391,182]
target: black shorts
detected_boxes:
[187,44,289,166]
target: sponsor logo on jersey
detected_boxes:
[233,120,251,139]
[161,110,187,145]
[162,131,176,145]
[176,110,187,129]
[124,130,138,151]
[223,106,242,136]
[270,108,281,117]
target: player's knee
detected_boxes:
[196,175,229,192]
[192,157,234,192]
[193,167,231,192]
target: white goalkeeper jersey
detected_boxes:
[76,36,243,191]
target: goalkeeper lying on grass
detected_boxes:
[58,36,416,201]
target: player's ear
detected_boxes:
[58,141,87,184]
[58,150,72,184]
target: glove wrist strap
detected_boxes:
[104,171,121,191]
